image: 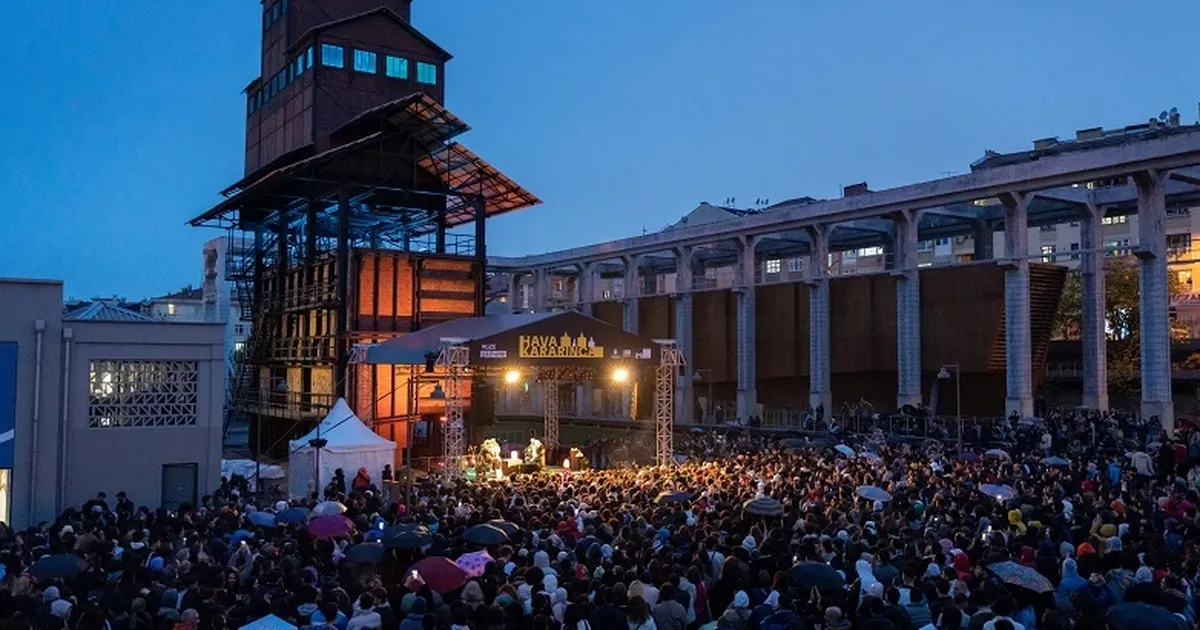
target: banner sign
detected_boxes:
[518,333,604,359]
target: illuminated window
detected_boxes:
[353,49,377,73]
[1040,245,1057,263]
[386,55,408,79]
[321,44,345,68]
[416,62,438,85]
[859,246,884,257]
[1178,270,1193,286]
[765,259,781,274]
[167,303,176,316]
[1101,214,1127,225]
[1168,233,1191,256]
[88,360,199,428]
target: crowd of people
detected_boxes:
[0,410,1196,630]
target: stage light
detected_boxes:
[504,370,521,385]
[563,458,571,469]
[510,450,519,460]
[612,367,629,383]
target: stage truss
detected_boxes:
[655,340,684,466]
[436,340,470,474]
[543,372,559,450]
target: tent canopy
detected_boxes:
[289,398,396,453]
[355,311,661,367]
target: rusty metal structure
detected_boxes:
[191,1,538,457]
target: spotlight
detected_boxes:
[423,351,438,374]
[612,367,629,383]
[429,384,446,400]
[504,369,521,385]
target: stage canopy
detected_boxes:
[354,311,662,367]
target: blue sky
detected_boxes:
[1,1,1197,299]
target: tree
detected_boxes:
[1051,257,1184,389]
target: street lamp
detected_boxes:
[693,369,714,424]
[937,364,961,451]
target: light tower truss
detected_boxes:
[654,339,685,466]
[436,338,470,474]
[542,370,559,451]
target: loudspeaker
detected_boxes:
[472,382,496,427]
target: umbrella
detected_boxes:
[308,515,353,539]
[344,543,386,564]
[464,524,508,545]
[247,512,276,528]
[276,507,309,524]
[779,438,806,448]
[410,556,469,593]
[31,554,85,579]
[986,561,1054,593]
[456,550,494,577]
[859,452,882,463]
[382,525,432,550]
[789,562,845,590]
[486,520,521,537]
[742,497,784,517]
[656,490,693,504]
[1105,603,1190,630]
[312,501,347,517]
[834,444,855,457]
[1041,456,1070,467]
[984,448,1010,459]
[979,484,1016,501]
[239,614,298,630]
[231,529,256,543]
[856,485,892,502]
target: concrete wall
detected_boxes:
[0,279,64,526]
[66,321,224,510]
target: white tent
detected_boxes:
[288,398,396,498]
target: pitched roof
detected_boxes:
[65,302,156,322]
[286,7,451,61]
[153,287,203,302]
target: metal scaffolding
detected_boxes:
[436,339,470,473]
[655,340,684,466]
[543,374,559,450]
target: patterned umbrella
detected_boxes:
[742,497,784,517]
[276,507,309,524]
[464,524,508,545]
[308,515,353,539]
[410,556,469,593]
[855,485,892,502]
[986,561,1053,593]
[979,484,1016,501]
[456,550,494,577]
[312,501,347,517]
[1105,603,1189,630]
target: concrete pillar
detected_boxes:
[508,273,523,314]
[735,236,759,422]
[893,210,922,407]
[806,225,833,414]
[973,220,994,260]
[1134,171,1174,433]
[620,255,640,419]
[1079,203,1109,411]
[674,246,694,425]
[577,262,595,317]
[1000,192,1033,419]
[528,269,546,312]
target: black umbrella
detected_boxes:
[344,543,386,564]
[31,554,85,579]
[742,497,784,517]
[486,520,521,537]
[656,490,693,505]
[779,438,806,448]
[382,525,432,549]
[1106,603,1189,630]
[789,562,845,591]
[464,524,508,545]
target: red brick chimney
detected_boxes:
[843,182,871,198]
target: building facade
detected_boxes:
[0,278,224,527]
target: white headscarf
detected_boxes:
[856,559,879,598]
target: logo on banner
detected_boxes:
[478,343,507,359]
[518,333,604,359]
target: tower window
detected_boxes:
[386,55,409,79]
[306,47,314,69]
[321,44,345,69]
[416,62,437,85]
[353,49,377,74]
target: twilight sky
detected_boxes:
[1,1,1197,299]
